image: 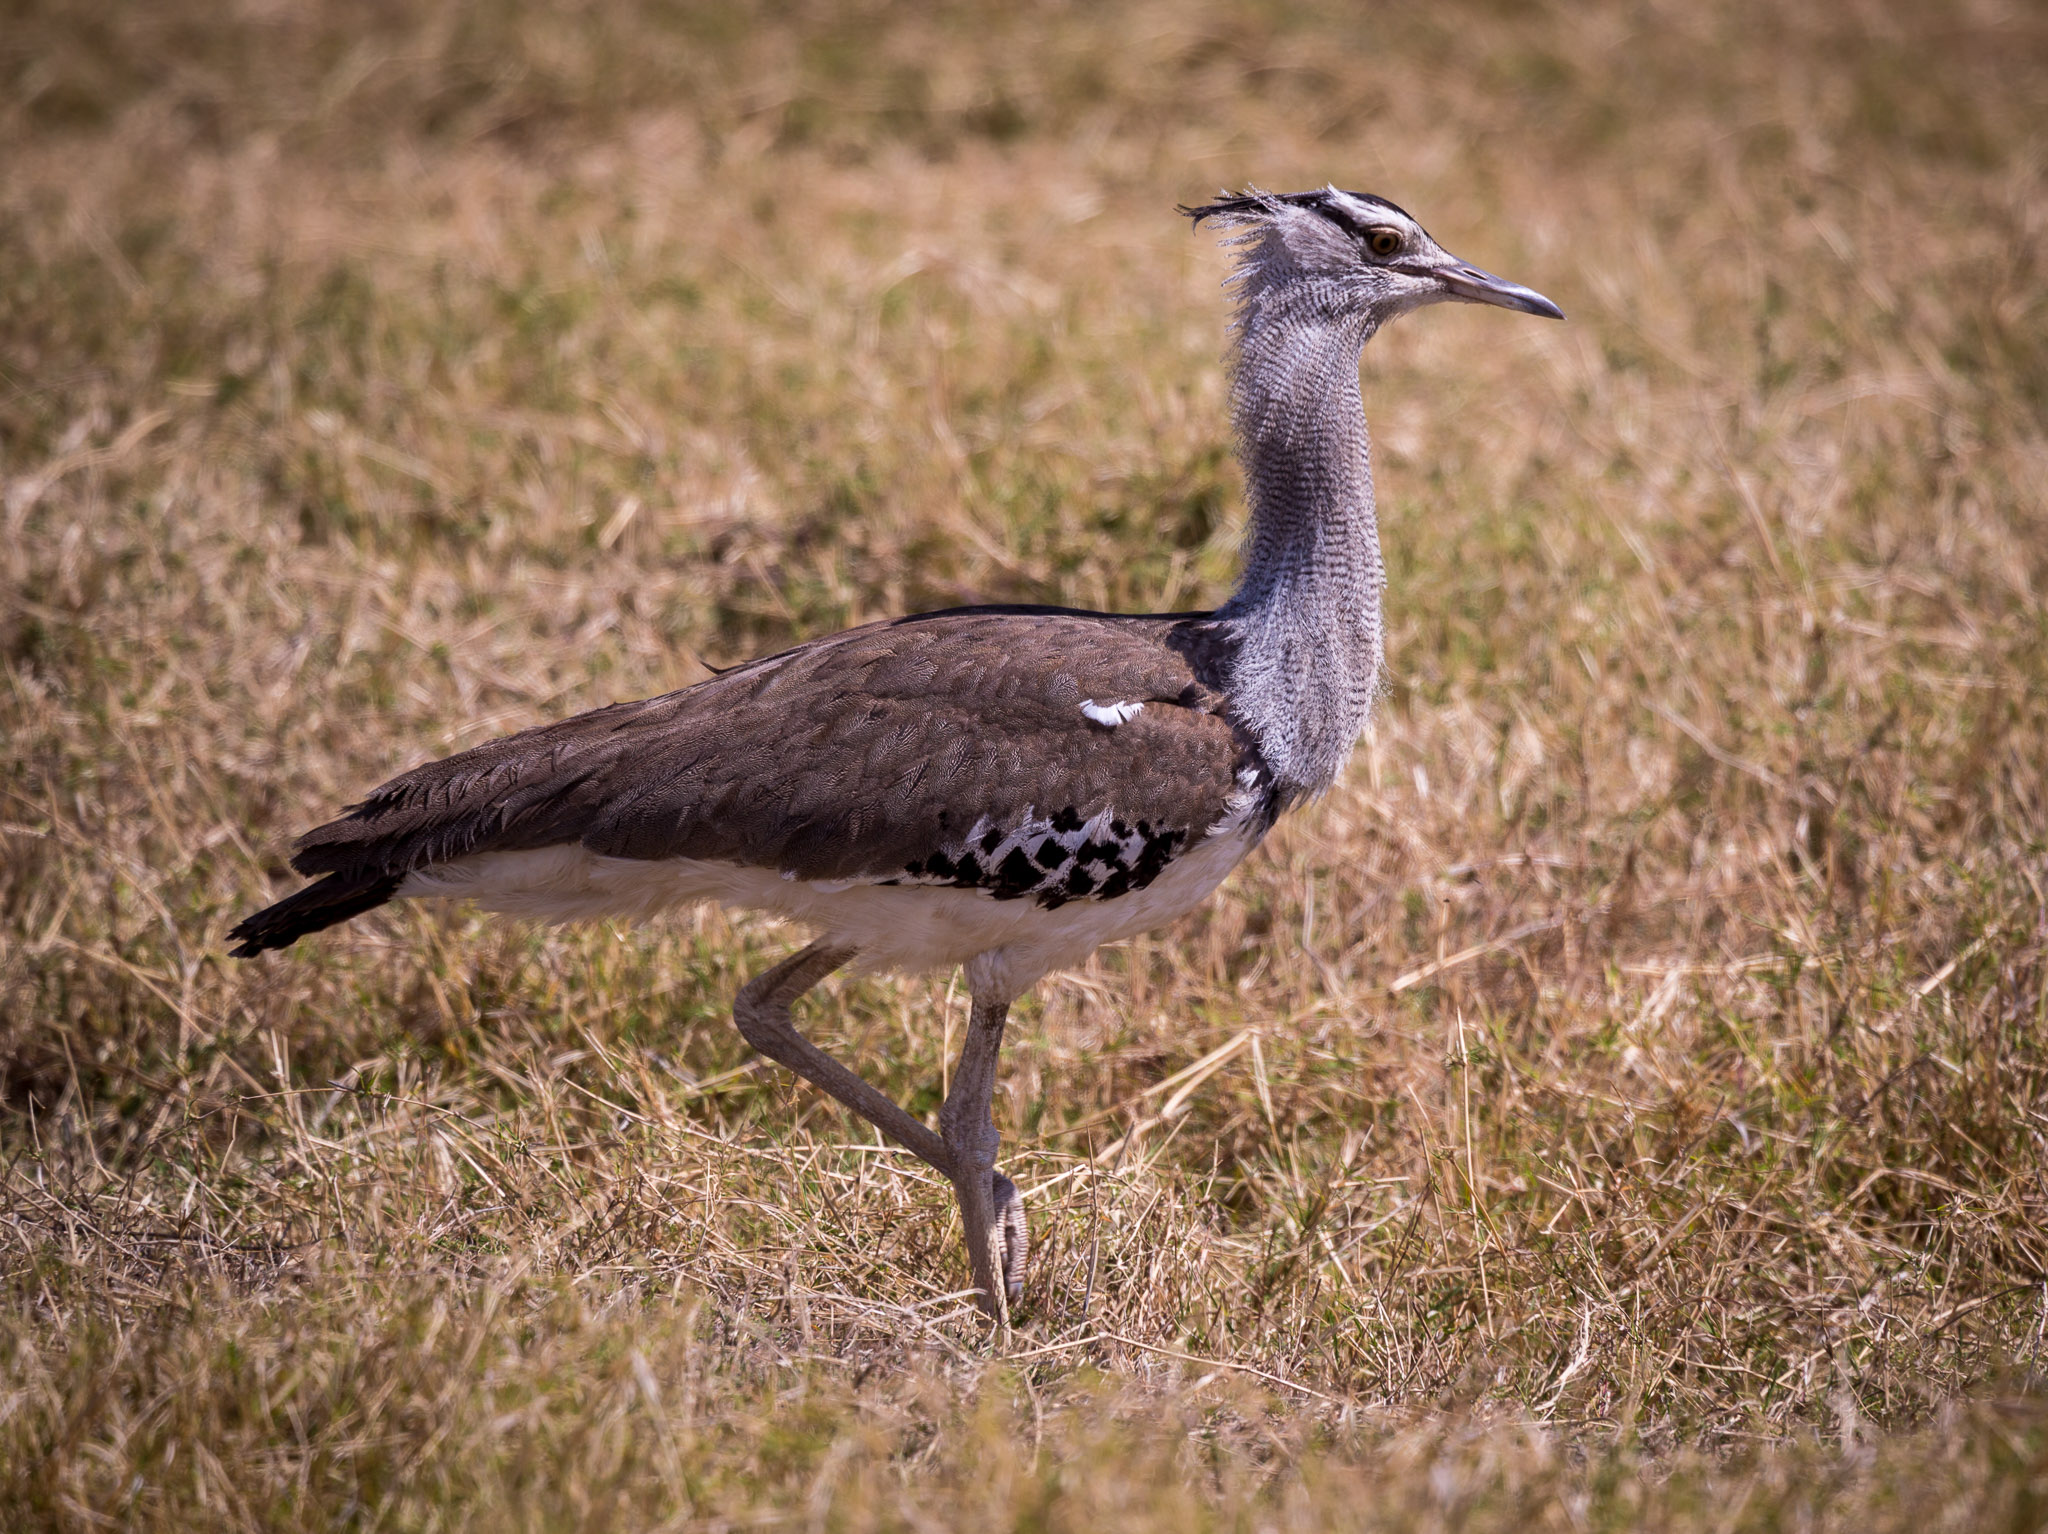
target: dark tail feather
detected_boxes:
[228,872,404,958]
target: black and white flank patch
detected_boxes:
[885,805,1191,909]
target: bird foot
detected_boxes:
[992,1172,1027,1307]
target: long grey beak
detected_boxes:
[1436,262,1564,320]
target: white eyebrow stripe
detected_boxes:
[1326,188,1419,235]
[1079,699,1144,727]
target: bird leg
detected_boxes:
[938,995,1026,1325]
[731,943,1024,1325]
[731,941,948,1169]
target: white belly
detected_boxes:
[397,820,1260,992]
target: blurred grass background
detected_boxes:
[3,0,2047,1526]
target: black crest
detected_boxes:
[1179,186,1414,235]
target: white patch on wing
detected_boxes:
[1079,699,1143,726]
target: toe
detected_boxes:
[991,1172,1027,1305]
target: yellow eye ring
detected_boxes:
[1366,229,1403,258]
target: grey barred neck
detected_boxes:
[1218,281,1386,802]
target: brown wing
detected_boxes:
[232,607,1262,953]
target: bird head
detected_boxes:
[1183,186,1562,327]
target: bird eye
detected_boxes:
[1366,228,1403,258]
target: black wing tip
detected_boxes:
[227,871,404,958]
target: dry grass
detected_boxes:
[4,0,2048,1525]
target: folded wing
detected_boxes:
[230,607,1259,955]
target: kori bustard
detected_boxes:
[230,188,1562,1324]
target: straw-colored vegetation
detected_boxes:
[4,0,2046,1526]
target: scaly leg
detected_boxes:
[731,941,947,1169]
[938,995,1027,1323]
[732,943,1025,1323]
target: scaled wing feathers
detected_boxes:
[285,607,1253,892]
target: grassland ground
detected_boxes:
[3,0,2047,1526]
